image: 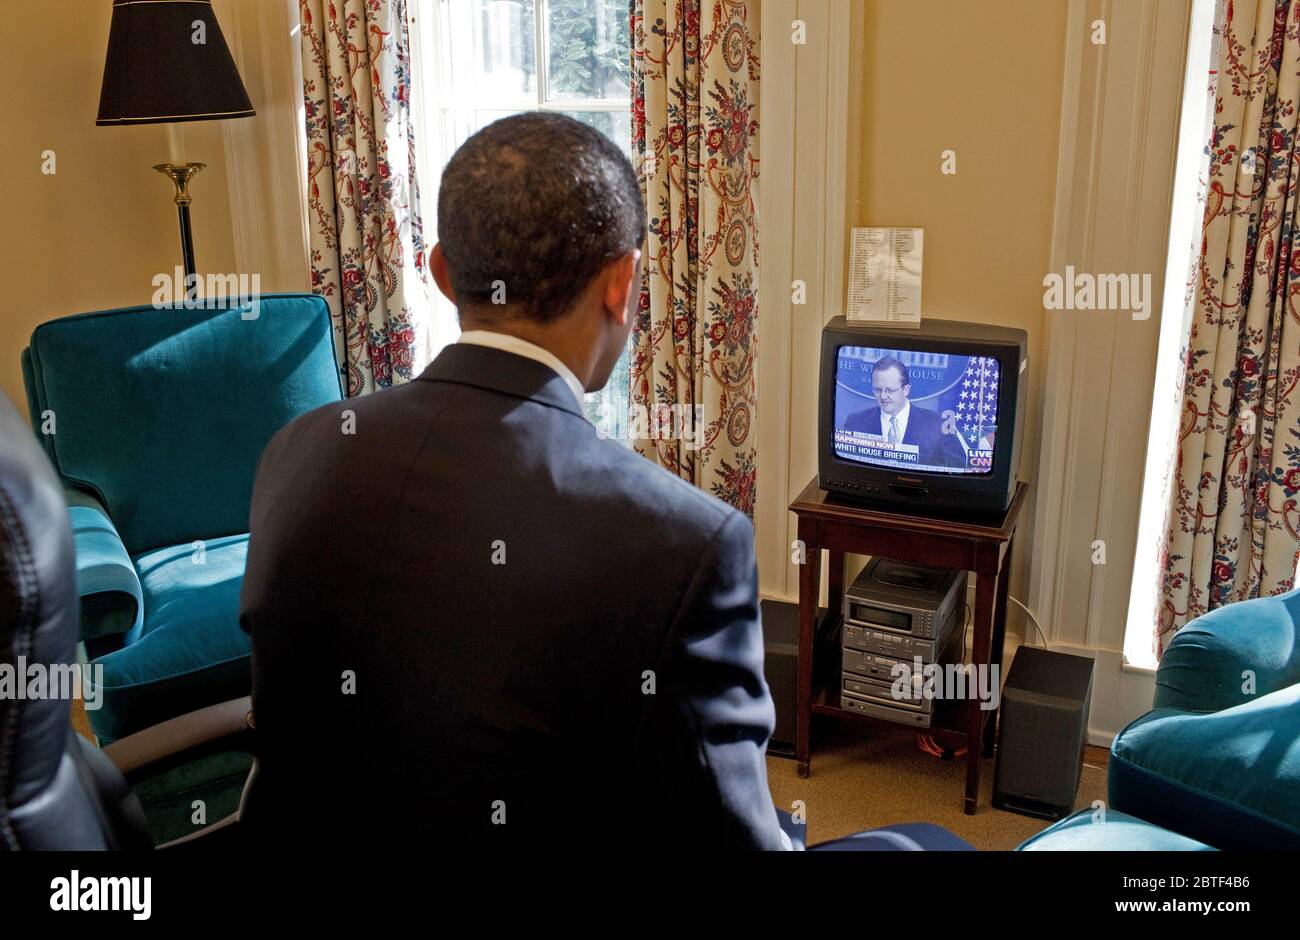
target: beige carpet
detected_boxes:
[766,721,1107,850]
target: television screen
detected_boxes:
[832,344,1000,476]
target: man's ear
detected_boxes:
[602,250,640,326]
[431,243,457,305]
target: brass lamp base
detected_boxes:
[153,162,206,281]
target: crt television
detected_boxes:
[818,316,1028,514]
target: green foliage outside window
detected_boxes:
[546,0,631,98]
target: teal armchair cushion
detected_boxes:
[1109,683,1300,850]
[1018,807,1214,851]
[1155,589,1300,713]
[64,486,143,641]
[88,536,251,745]
[24,294,342,554]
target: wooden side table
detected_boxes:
[789,477,1029,815]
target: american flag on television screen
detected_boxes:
[955,356,998,448]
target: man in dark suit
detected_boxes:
[238,113,788,849]
[844,357,965,469]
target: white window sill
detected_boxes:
[1120,658,1157,676]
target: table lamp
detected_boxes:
[96,0,255,282]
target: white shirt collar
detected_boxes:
[882,400,910,439]
[457,330,586,407]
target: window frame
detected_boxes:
[411,0,631,188]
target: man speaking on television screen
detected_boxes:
[844,357,965,469]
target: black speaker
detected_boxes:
[992,646,1095,820]
[759,600,825,757]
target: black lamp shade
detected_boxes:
[96,0,255,125]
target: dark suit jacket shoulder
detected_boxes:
[239,343,785,849]
[843,405,881,435]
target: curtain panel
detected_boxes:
[300,0,431,397]
[1157,0,1300,653]
[630,0,761,516]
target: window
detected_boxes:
[1121,0,1219,670]
[409,0,633,435]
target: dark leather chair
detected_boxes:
[1,393,151,848]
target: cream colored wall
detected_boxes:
[844,0,1068,628]
[0,0,239,411]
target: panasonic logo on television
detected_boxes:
[49,871,151,920]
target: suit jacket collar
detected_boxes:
[416,342,587,419]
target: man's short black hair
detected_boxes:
[437,112,645,322]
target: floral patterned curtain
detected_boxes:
[300,0,431,396]
[630,0,760,515]
[1157,0,1300,654]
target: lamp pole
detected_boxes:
[153,162,205,288]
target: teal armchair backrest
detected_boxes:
[1153,588,1300,713]
[22,294,343,554]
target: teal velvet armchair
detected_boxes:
[1020,591,1299,851]
[1107,589,1300,849]
[21,294,343,746]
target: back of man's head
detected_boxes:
[437,112,645,322]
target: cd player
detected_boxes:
[840,619,966,728]
[842,557,967,642]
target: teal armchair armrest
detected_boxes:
[65,486,143,641]
[1109,684,1300,849]
[1154,589,1300,713]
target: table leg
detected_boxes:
[965,544,999,814]
[796,521,821,779]
[828,550,845,618]
[984,539,1014,757]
